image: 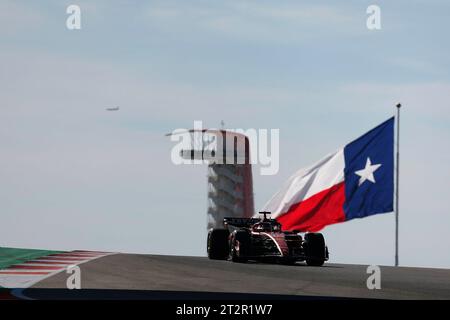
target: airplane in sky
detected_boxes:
[106,106,120,111]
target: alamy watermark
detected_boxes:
[66,5,81,30]
[169,121,280,176]
[366,265,381,290]
[66,265,81,289]
[366,5,381,30]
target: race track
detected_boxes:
[23,254,450,299]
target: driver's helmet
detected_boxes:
[272,223,281,232]
[253,222,272,232]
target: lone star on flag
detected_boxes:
[355,157,382,186]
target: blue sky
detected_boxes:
[1,0,450,268]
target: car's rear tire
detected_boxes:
[207,229,229,260]
[230,230,250,263]
[304,233,326,267]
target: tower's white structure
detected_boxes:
[207,162,253,229]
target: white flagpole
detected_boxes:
[395,103,401,267]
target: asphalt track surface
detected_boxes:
[26,254,450,300]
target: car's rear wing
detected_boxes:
[223,217,279,228]
[223,217,261,228]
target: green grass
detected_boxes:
[0,247,64,270]
[0,247,66,289]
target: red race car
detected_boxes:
[207,211,329,266]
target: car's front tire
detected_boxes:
[304,233,326,266]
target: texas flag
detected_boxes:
[263,117,394,232]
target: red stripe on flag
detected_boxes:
[277,182,346,232]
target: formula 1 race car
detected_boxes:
[207,211,329,266]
